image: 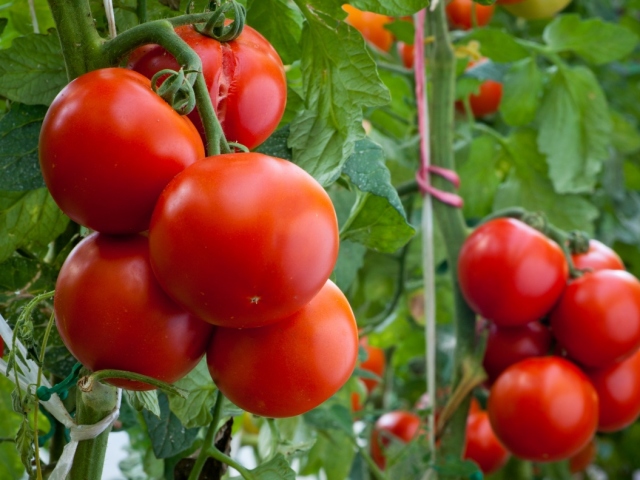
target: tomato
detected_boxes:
[398,42,414,69]
[501,0,572,19]
[343,5,393,52]
[488,356,598,462]
[39,68,204,234]
[359,339,386,392]
[464,410,510,474]
[54,233,214,391]
[351,379,368,412]
[586,349,640,432]
[458,218,568,327]
[446,0,494,30]
[482,321,552,384]
[206,280,358,418]
[457,59,503,118]
[571,239,624,272]
[128,25,286,150]
[149,152,339,328]
[569,438,596,473]
[370,410,421,469]
[550,270,640,368]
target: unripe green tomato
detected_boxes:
[502,0,571,19]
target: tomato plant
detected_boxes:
[458,218,568,326]
[206,280,358,418]
[446,0,494,30]
[463,409,510,474]
[128,25,286,150]
[488,356,598,462]
[343,5,393,52]
[38,68,205,234]
[550,270,640,367]
[359,338,386,392]
[370,410,421,469]
[149,152,339,328]
[500,0,572,19]
[571,239,625,272]
[54,233,214,391]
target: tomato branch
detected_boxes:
[188,390,224,480]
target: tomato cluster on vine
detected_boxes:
[39,23,359,418]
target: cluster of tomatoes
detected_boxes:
[39,23,359,418]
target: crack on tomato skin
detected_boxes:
[217,42,236,132]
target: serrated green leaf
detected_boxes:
[537,66,610,194]
[494,129,599,233]
[289,11,390,186]
[0,103,46,191]
[304,404,354,435]
[16,417,34,476]
[500,57,542,127]
[0,32,66,106]
[167,359,217,428]
[544,15,639,65]
[251,453,297,479]
[256,125,293,160]
[0,255,39,291]
[349,0,429,16]
[457,134,500,220]
[332,239,366,292]
[463,28,530,63]
[143,393,199,459]
[301,430,355,480]
[125,389,161,418]
[0,188,69,263]
[247,0,303,65]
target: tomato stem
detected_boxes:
[194,74,231,156]
[188,390,225,480]
[82,369,187,397]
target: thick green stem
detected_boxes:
[69,380,118,480]
[83,369,186,397]
[427,2,477,460]
[194,74,230,156]
[188,390,223,480]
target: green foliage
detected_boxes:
[142,393,199,459]
[167,359,217,428]
[246,0,303,64]
[125,390,161,418]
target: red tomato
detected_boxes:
[456,59,503,117]
[351,379,367,412]
[483,321,552,384]
[39,68,204,234]
[398,42,414,69]
[343,5,393,52]
[571,239,624,272]
[149,152,339,328]
[54,233,213,391]
[371,410,421,469]
[128,25,286,150]
[360,339,386,392]
[464,410,510,474]
[488,356,598,462]
[458,218,568,327]
[206,280,358,418]
[569,438,596,473]
[550,270,640,367]
[446,0,494,30]
[586,349,640,432]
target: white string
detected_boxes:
[103,0,118,38]
[430,0,441,12]
[28,0,40,33]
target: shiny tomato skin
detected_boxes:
[39,68,204,234]
[446,0,494,30]
[128,25,286,150]
[206,280,358,418]
[569,438,596,473]
[586,349,640,432]
[501,0,572,19]
[483,321,552,384]
[343,5,393,52]
[488,356,598,462]
[464,410,510,474]
[149,152,339,328]
[571,239,624,272]
[469,79,503,117]
[398,42,414,69]
[550,270,640,368]
[360,339,386,392]
[371,411,421,469]
[54,233,214,391]
[458,218,568,326]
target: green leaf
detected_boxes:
[143,393,199,459]
[500,57,542,127]
[167,359,217,428]
[494,129,599,233]
[289,11,390,186]
[304,404,354,435]
[16,417,34,476]
[0,103,47,191]
[611,110,640,155]
[251,453,297,480]
[332,239,367,292]
[255,125,293,161]
[0,376,25,478]
[0,18,7,37]
[463,29,530,63]
[0,255,39,291]
[0,188,69,263]
[457,134,500,220]
[300,430,355,480]
[434,456,481,478]
[0,32,66,106]
[246,0,303,64]
[537,66,611,194]
[348,0,429,16]
[125,389,161,418]
[384,19,415,44]
[544,15,639,65]
[340,139,415,252]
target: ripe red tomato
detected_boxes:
[350,379,367,412]
[456,59,503,118]
[488,356,598,462]
[550,270,640,368]
[206,280,358,418]
[343,5,393,52]
[569,438,596,473]
[370,410,421,469]
[39,68,204,234]
[360,339,386,392]
[586,349,640,432]
[501,0,572,19]
[398,42,414,69]
[571,239,624,272]
[128,25,286,150]
[54,233,214,391]
[464,410,510,474]
[458,218,568,326]
[482,321,552,384]
[149,152,339,328]
[446,0,494,30]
